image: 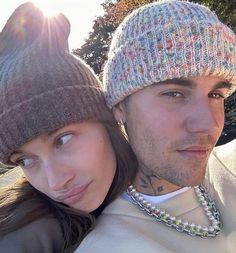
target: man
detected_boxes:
[76,1,236,252]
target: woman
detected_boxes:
[0,3,137,252]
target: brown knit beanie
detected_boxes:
[0,2,113,164]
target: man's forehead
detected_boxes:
[153,77,232,90]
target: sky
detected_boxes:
[0,0,105,50]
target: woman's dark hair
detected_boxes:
[0,119,137,252]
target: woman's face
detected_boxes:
[10,121,116,212]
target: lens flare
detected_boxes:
[32,0,61,17]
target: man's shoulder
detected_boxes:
[75,197,140,252]
[214,139,236,155]
[211,139,236,172]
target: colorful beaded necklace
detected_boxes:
[127,185,222,238]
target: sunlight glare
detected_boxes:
[32,0,62,17]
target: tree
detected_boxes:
[193,0,236,33]
[73,0,156,75]
[73,15,115,74]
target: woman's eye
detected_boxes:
[16,158,33,168]
[55,133,73,148]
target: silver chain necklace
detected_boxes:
[127,184,222,238]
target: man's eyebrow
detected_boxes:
[213,81,232,90]
[155,78,232,90]
[156,78,195,88]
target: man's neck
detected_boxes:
[133,165,181,196]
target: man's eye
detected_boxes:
[209,92,225,99]
[55,133,73,148]
[162,91,183,97]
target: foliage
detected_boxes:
[193,0,236,33]
[72,15,115,74]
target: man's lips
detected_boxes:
[177,145,211,159]
[56,182,91,205]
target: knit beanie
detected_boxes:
[104,0,236,108]
[0,2,113,164]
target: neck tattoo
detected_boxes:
[127,184,222,238]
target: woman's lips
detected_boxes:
[57,182,91,205]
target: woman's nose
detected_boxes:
[43,160,75,191]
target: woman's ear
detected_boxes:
[112,101,126,123]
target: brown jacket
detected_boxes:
[0,217,63,253]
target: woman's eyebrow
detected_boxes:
[9,150,24,164]
[46,128,60,138]
[12,130,61,156]
[11,150,24,156]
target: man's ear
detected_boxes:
[112,101,126,123]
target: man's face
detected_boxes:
[113,76,231,187]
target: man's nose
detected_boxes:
[184,101,223,134]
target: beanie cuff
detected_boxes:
[0,86,113,164]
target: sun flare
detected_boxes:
[32,0,62,17]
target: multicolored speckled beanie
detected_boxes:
[103,0,236,108]
[0,2,113,164]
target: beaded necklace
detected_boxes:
[127,185,222,238]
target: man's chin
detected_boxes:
[173,175,206,187]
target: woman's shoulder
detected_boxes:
[0,216,63,253]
